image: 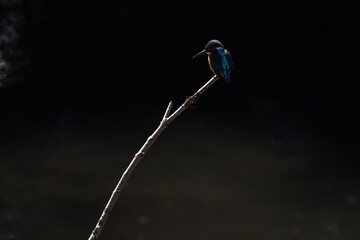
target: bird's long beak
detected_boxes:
[192,49,206,58]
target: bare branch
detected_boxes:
[88,75,220,240]
[163,101,173,119]
[167,75,219,123]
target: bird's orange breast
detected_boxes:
[207,55,216,75]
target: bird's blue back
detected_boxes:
[208,48,234,83]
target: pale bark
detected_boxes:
[88,75,220,240]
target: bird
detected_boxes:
[192,39,234,83]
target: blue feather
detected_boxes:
[193,40,234,83]
[218,49,231,83]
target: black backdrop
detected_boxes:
[1,0,359,239]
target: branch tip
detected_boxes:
[163,101,173,119]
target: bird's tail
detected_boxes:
[222,72,231,83]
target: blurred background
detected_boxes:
[0,0,359,239]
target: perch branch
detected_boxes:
[88,75,220,240]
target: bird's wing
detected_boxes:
[217,49,232,73]
[211,48,232,83]
[224,49,234,70]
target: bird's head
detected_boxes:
[192,39,224,58]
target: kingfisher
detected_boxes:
[192,39,234,83]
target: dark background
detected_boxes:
[1,0,359,239]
